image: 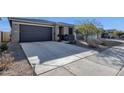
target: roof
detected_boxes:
[8,17,74,27]
[8,17,56,26]
[57,22,74,27]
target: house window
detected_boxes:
[69,28,73,35]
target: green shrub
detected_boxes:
[0,43,8,52]
[100,42,106,46]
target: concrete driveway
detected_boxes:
[20,41,97,75]
[21,41,124,76]
[39,44,124,76]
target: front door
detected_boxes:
[58,26,64,41]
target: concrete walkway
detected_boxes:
[104,39,124,43]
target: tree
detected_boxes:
[116,31,124,38]
[75,19,103,42]
[111,30,118,37]
[110,30,124,38]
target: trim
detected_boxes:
[9,17,56,24]
[13,21,55,27]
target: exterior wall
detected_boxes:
[76,34,99,41]
[11,21,75,42]
[52,27,55,41]
[63,26,69,35]
[55,25,59,41]
[11,22,20,43]
[11,22,56,42]
[54,26,75,41]
[73,27,76,40]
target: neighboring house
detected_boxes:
[76,34,101,41]
[101,32,111,38]
[101,29,118,39]
[8,17,75,43]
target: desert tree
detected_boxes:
[75,19,103,42]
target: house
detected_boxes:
[8,17,75,43]
[101,29,118,39]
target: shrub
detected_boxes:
[0,52,14,71]
[0,43,8,52]
[88,41,98,48]
[100,42,106,46]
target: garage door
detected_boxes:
[20,24,52,42]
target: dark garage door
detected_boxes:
[20,24,52,42]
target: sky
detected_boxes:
[1,17,124,32]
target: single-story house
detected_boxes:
[8,17,75,43]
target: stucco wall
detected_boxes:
[63,26,69,35]
[55,25,59,41]
[11,22,20,43]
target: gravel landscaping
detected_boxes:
[0,43,34,76]
[75,39,123,52]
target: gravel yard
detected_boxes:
[76,39,123,52]
[0,43,34,76]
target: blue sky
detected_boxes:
[1,17,124,32]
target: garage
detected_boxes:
[20,24,52,42]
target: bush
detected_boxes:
[0,43,8,52]
[88,41,98,48]
[100,42,106,46]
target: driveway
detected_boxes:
[20,41,97,75]
[40,44,124,76]
[21,41,124,76]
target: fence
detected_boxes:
[0,32,10,42]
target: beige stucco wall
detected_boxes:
[63,26,69,35]
[54,26,75,41]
